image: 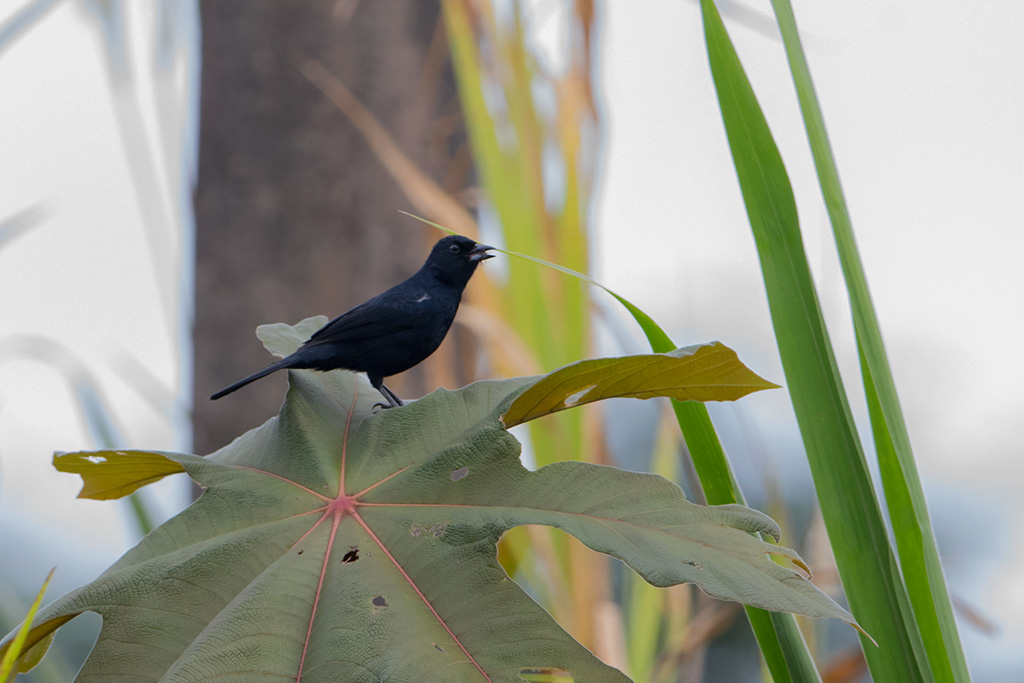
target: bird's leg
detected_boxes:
[380,383,404,408]
[368,375,404,409]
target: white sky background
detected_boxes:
[1,0,1022,678]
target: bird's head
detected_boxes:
[426,235,495,288]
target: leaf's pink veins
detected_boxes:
[232,466,333,503]
[296,507,343,682]
[297,391,358,682]
[293,391,489,681]
[338,387,357,493]
[350,509,492,681]
[290,508,333,549]
[352,464,413,498]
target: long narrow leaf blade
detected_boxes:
[0,568,55,682]
[700,1,931,679]
[769,2,969,680]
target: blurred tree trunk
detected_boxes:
[193,0,463,454]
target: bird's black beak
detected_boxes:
[469,243,496,262]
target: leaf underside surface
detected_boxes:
[4,320,853,682]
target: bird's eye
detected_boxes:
[449,244,460,253]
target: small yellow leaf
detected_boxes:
[53,450,185,500]
[502,343,779,428]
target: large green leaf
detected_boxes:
[3,322,854,682]
[402,217,822,682]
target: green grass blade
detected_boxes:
[700,0,934,679]
[769,2,969,680]
[0,568,54,682]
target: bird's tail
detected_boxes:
[210,358,292,400]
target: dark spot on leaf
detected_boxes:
[411,524,421,538]
[450,466,469,481]
[683,560,702,569]
[297,549,304,555]
[342,547,359,563]
[433,643,445,653]
[430,523,447,537]
[372,595,388,608]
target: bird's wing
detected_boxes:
[303,292,426,347]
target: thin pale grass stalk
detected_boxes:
[0,0,62,57]
[594,600,629,675]
[625,412,678,681]
[653,597,741,683]
[453,305,544,377]
[0,205,46,251]
[84,3,181,338]
[443,0,608,652]
[769,2,969,679]
[295,55,478,237]
[0,336,156,537]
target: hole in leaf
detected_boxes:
[450,466,469,481]
[372,595,388,608]
[520,668,574,682]
[683,560,702,569]
[411,524,421,538]
[341,547,359,563]
[84,455,107,464]
[562,385,596,408]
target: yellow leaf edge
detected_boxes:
[53,450,186,500]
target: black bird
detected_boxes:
[210,235,495,407]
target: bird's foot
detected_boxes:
[378,384,404,409]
